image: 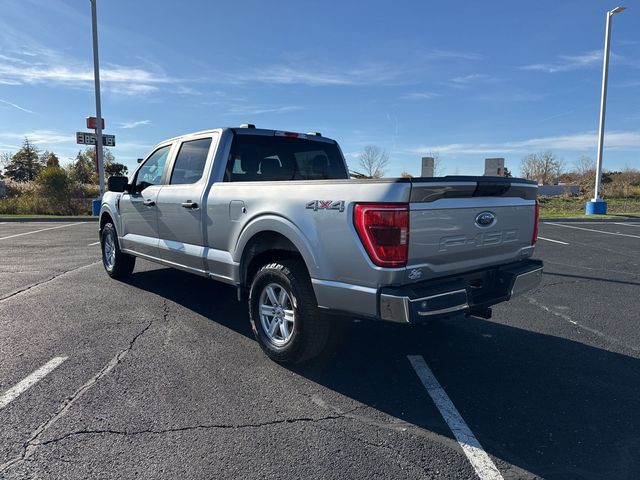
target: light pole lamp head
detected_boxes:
[610,6,626,15]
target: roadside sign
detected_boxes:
[86,116,105,129]
[76,132,115,147]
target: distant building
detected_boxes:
[484,158,505,176]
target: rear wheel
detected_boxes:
[249,261,330,364]
[101,223,135,279]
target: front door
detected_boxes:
[119,144,172,259]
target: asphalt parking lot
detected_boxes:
[1,220,639,479]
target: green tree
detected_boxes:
[40,151,60,168]
[36,166,71,201]
[1,138,43,182]
[105,161,128,177]
[79,147,127,178]
[71,150,96,184]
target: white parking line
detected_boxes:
[0,223,84,241]
[408,355,504,480]
[547,222,640,239]
[88,241,100,246]
[0,357,68,411]
[538,236,569,245]
[615,222,640,228]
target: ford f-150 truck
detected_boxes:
[99,125,543,363]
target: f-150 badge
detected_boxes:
[306,200,345,212]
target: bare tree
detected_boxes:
[572,155,596,195]
[358,146,389,178]
[420,150,445,176]
[428,151,445,176]
[520,151,563,185]
[574,155,596,177]
[399,171,413,178]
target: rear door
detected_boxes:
[119,144,172,258]
[407,178,538,280]
[155,134,217,273]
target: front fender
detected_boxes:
[99,193,122,246]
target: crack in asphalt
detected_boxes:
[307,393,462,476]
[33,414,349,447]
[525,295,640,354]
[0,311,155,474]
[543,260,640,279]
[0,261,101,303]
[534,279,586,290]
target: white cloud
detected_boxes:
[423,49,484,61]
[118,120,151,129]
[400,92,440,101]
[448,73,496,90]
[0,44,185,96]
[225,104,303,116]
[221,63,406,87]
[0,130,73,145]
[521,50,602,73]
[409,131,640,155]
[0,98,34,114]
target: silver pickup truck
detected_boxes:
[100,125,542,363]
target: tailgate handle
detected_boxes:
[181,201,199,209]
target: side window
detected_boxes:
[136,145,171,191]
[169,138,212,185]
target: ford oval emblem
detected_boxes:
[475,211,496,227]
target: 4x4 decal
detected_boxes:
[305,200,345,212]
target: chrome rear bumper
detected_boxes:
[380,259,543,324]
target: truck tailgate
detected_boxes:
[407,178,538,280]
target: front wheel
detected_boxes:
[249,261,330,364]
[101,223,135,279]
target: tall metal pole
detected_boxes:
[90,0,105,197]
[593,7,625,204]
[593,12,613,201]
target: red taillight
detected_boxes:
[354,203,409,267]
[532,200,540,245]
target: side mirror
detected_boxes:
[107,176,129,193]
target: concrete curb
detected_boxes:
[540,217,639,223]
[0,217,98,223]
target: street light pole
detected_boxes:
[588,6,626,215]
[90,0,105,197]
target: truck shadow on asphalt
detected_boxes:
[125,266,640,480]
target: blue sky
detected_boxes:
[0,0,638,177]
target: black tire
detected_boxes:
[101,222,135,279]
[249,260,330,364]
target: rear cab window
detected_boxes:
[224,134,348,182]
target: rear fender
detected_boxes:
[234,214,320,278]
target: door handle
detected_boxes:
[143,198,155,207]
[181,201,199,209]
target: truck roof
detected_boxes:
[162,126,335,144]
